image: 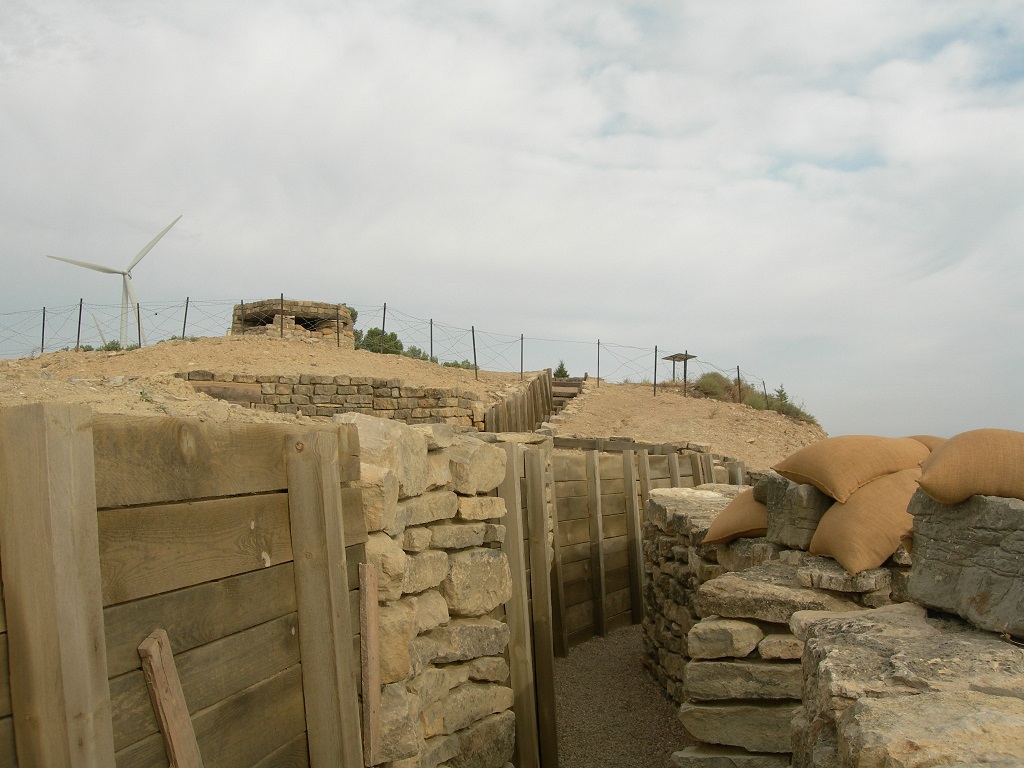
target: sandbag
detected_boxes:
[918,428,1024,504]
[703,488,767,545]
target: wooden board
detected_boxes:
[251,733,310,768]
[558,542,590,565]
[359,565,381,768]
[555,478,626,500]
[104,562,296,678]
[0,636,9,719]
[564,601,593,634]
[114,664,306,768]
[0,403,116,766]
[586,451,606,637]
[551,453,586,481]
[0,718,15,768]
[562,578,593,608]
[496,443,540,768]
[110,613,300,751]
[286,430,363,767]
[558,518,591,547]
[99,493,293,606]
[136,629,204,768]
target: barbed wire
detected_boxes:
[0,298,779,396]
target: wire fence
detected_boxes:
[0,298,783,403]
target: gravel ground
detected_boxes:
[553,624,695,767]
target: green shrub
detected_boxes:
[553,360,569,378]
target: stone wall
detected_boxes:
[644,473,1024,767]
[342,413,519,768]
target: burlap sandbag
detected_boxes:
[918,428,1024,504]
[703,489,767,545]
[809,468,920,574]
[772,435,929,502]
[907,434,947,451]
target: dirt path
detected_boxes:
[554,625,694,768]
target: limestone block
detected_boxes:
[357,463,399,533]
[889,567,911,603]
[379,598,418,684]
[685,659,803,701]
[403,526,433,552]
[447,436,507,495]
[838,691,1024,767]
[409,635,439,678]
[908,490,1024,636]
[428,521,487,549]
[483,523,506,544]
[717,537,783,573]
[752,470,788,505]
[778,549,806,566]
[646,487,741,540]
[379,682,421,762]
[695,562,861,624]
[422,733,460,768]
[457,496,507,521]
[428,617,511,663]
[468,656,510,683]
[687,618,764,659]
[890,543,912,566]
[441,681,514,734]
[788,602,924,642]
[399,490,459,529]
[411,422,456,450]
[366,532,409,602]
[758,633,804,661]
[659,648,688,681]
[679,701,801,753]
[766,481,831,550]
[440,548,512,617]
[858,587,893,608]
[336,413,429,498]
[671,745,791,768]
[448,710,516,768]
[427,450,452,489]
[793,602,1024,766]
[413,589,450,633]
[404,550,449,595]
[690,548,726,582]
[796,556,891,593]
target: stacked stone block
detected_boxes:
[342,414,516,768]
[182,370,489,429]
[230,298,355,346]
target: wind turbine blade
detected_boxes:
[88,311,108,346]
[124,277,146,345]
[46,255,124,275]
[127,214,182,272]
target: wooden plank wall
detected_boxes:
[552,446,693,649]
[484,371,554,433]
[0,408,368,768]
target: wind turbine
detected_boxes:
[47,215,182,348]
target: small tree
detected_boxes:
[553,360,569,378]
[356,327,403,355]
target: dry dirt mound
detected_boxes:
[0,336,826,467]
[552,382,827,470]
[0,335,529,424]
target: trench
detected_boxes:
[553,624,696,768]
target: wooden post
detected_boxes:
[0,403,117,766]
[689,453,706,486]
[726,461,746,486]
[585,451,607,636]
[497,444,540,768]
[359,564,381,767]
[138,629,205,768]
[622,450,645,624]
[702,454,716,485]
[546,457,569,658]
[668,452,681,487]
[525,449,559,768]
[637,448,652,508]
[286,430,363,767]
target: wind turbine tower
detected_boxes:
[47,215,182,348]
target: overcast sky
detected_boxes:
[2,1,1023,438]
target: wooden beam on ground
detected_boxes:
[622,450,645,625]
[525,449,559,768]
[637,448,653,508]
[497,443,540,768]
[359,564,381,768]
[0,403,117,767]
[585,451,607,636]
[138,630,204,768]
[286,430,363,767]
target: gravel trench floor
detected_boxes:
[553,624,696,767]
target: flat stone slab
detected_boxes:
[679,701,801,753]
[798,602,1024,732]
[908,489,1024,637]
[695,562,861,623]
[685,659,803,701]
[687,618,764,659]
[839,690,1024,767]
[646,487,742,541]
[796,556,891,593]
[671,744,791,768]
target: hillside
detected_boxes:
[0,335,825,468]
